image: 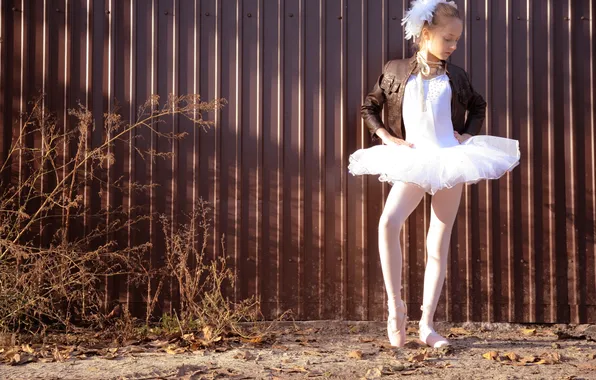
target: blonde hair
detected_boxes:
[414,3,461,51]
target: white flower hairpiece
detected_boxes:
[401,0,458,40]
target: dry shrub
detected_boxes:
[0,94,230,335]
[156,200,263,341]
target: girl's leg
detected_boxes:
[379,181,425,346]
[419,183,464,347]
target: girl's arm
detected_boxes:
[361,63,390,142]
[463,72,487,136]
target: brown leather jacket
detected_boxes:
[362,55,487,143]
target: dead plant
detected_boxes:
[0,94,225,334]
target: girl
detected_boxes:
[348,0,520,348]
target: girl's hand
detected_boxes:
[382,135,414,148]
[454,131,472,144]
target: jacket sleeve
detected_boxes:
[463,72,487,136]
[361,62,390,142]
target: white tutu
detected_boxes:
[348,135,520,195]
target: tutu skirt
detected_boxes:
[347,135,520,195]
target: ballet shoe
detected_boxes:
[418,322,450,348]
[387,299,408,347]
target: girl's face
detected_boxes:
[421,18,463,61]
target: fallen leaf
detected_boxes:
[21,344,35,354]
[148,340,170,348]
[408,352,426,362]
[550,352,562,363]
[588,353,596,360]
[52,347,69,362]
[104,352,118,360]
[380,363,405,374]
[358,337,375,343]
[202,325,215,341]
[233,350,255,361]
[165,345,186,355]
[504,352,520,361]
[482,351,499,360]
[450,327,471,336]
[520,355,537,364]
[295,328,319,335]
[123,346,147,354]
[176,364,209,379]
[348,350,363,360]
[364,367,382,379]
[521,328,536,336]
[302,350,323,356]
[9,353,20,365]
[182,333,195,341]
[10,353,36,365]
[244,335,264,345]
[536,352,561,364]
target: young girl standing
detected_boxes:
[348,0,520,348]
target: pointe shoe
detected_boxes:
[418,322,450,348]
[387,300,408,347]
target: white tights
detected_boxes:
[378,181,463,328]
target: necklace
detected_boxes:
[416,52,445,77]
[415,52,445,112]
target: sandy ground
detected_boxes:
[1,321,596,380]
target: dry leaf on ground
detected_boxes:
[348,350,363,360]
[364,367,382,379]
[294,328,319,335]
[10,353,37,366]
[233,350,255,361]
[408,352,427,362]
[164,345,186,355]
[380,363,406,374]
[482,351,499,360]
[535,352,561,364]
[450,327,471,336]
[520,355,538,364]
[521,328,536,336]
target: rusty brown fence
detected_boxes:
[0,0,595,323]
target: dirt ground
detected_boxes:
[2,321,596,380]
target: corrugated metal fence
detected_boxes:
[0,0,594,323]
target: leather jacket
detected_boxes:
[361,55,487,143]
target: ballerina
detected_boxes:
[348,0,520,348]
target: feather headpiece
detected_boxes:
[401,0,458,40]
